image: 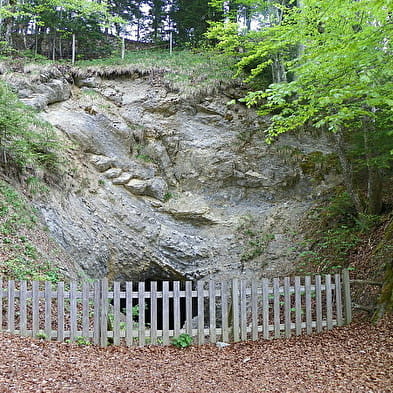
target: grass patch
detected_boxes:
[74,49,239,98]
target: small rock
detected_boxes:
[103,168,122,179]
[90,155,115,172]
[112,173,133,185]
[145,177,168,201]
[75,77,101,88]
[124,179,148,195]
[216,342,230,349]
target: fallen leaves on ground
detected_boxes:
[0,317,392,393]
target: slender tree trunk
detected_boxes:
[332,130,364,213]
[52,34,56,61]
[136,20,140,42]
[71,33,76,64]
[59,37,62,59]
[271,53,287,83]
[363,115,383,215]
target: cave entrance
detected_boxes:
[115,280,198,331]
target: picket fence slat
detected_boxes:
[197,280,204,345]
[273,278,280,339]
[150,281,158,345]
[221,281,229,342]
[240,280,247,341]
[138,281,145,346]
[262,278,269,340]
[20,281,27,336]
[284,277,291,338]
[0,271,351,348]
[45,281,52,340]
[100,278,108,347]
[335,274,343,326]
[209,280,216,344]
[343,269,352,324]
[82,282,90,340]
[174,281,181,339]
[163,281,170,345]
[57,282,64,342]
[70,282,77,341]
[8,280,15,334]
[32,281,39,338]
[0,278,3,330]
[93,280,101,345]
[315,275,322,333]
[294,276,301,336]
[326,275,333,330]
[185,281,193,337]
[113,281,121,346]
[125,281,133,346]
[251,280,258,341]
[232,279,240,342]
[305,276,312,335]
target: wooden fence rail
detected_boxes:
[0,270,352,347]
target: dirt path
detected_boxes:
[0,318,392,393]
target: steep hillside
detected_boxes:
[1,53,389,313]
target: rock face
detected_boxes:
[3,67,341,281]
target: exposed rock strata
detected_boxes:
[2,66,341,281]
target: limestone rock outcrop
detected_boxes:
[3,66,341,281]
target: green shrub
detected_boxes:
[171,333,193,349]
[298,192,380,274]
[74,336,91,346]
[0,81,59,171]
[0,180,60,282]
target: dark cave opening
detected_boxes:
[115,281,199,331]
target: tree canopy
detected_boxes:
[208,0,393,216]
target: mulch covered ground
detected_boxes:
[0,317,392,393]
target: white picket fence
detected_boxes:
[0,270,352,346]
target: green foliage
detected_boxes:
[171,0,222,47]
[36,332,48,340]
[171,333,193,348]
[0,41,16,57]
[66,336,91,345]
[163,192,173,202]
[209,0,393,215]
[0,180,61,282]
[298,192,380,274]
[74,336,92,345]
[0,81,59,171]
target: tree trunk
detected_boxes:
[367,166,383,215]
[363,115,383,215]
[332,130,364,213]
[271,53,287,83]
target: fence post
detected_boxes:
[7,280,15,334]
[0,278,3,331]
[197,280,205,345]
[232,279,240,342]
[342,269,352,324]
[100,278,108,347]
[93,280,101,345]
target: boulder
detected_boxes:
[145,178,168,201]
[112,172,133,185]
[124,179,148,195]
[103,168,122,179]
[90,155,115,172]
